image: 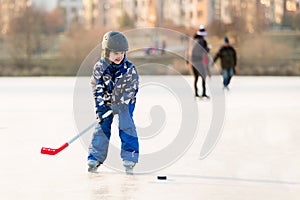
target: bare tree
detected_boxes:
[118,11,135,28]
[220,3,248,45]
[59,28,107,70]
[207,19,228,38]
[8,6,45,68]
[44,8,65,34]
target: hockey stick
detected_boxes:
[40,110,113,155]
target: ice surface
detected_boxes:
[0,76,300,200]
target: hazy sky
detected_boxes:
[32,0,57,11]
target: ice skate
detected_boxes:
[201,94,210,99]
[88,160,100,173]
[123,160,136,175]
[223,86,229,91]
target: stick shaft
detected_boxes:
[67,110,113,144]
[68,122,96,144]
[40,110,113,155]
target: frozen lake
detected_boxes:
[0,76,300,200]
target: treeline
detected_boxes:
[0,4,299,76]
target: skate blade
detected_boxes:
[88,166,99,173]
[125,168,134,175]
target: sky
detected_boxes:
[32,0,57,11]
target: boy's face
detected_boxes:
[109,51,125,64]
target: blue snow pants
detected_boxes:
[88,103,139,163]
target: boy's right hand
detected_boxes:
[96,106,112,123]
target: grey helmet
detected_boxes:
[102,31,129,52]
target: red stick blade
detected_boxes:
[41,147,58,155]
[40,143,69,155]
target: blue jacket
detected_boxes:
[91,57,139,113]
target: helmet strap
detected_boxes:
[102,48,110,59]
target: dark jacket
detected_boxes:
[214,45,237,70]
[191,36,210,77]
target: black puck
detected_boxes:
[157,175,167,180]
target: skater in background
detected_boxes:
[88,31,139,174]
[161,40,166,55]
[213,37,237,90]
[191,24,210,98]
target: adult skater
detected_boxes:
[191,25,210,98]
[213,37,237,90]
[88,31,139,174]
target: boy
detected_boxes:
[88,31,139,174]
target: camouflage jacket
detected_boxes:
[91,57,139,111]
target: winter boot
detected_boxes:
[123,160,136,175]
[223,86,229,91]
[201,94,210,99]
[88,160,101,173]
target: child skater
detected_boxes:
[87,31,139,174]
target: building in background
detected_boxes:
[273,0,285,24]
[163,0,183,26]
[120,0,138,24]
[163,0,213,28]
[80,0,297,31]
[57,0,83,30]
[0,0,32,34]
[213,0,233,24]
[32,0,57,11]
[123,0,163,27]
[1,0,296,33]
[259,0,285,25]
[82,0,101,29]
[82,0,122,29]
